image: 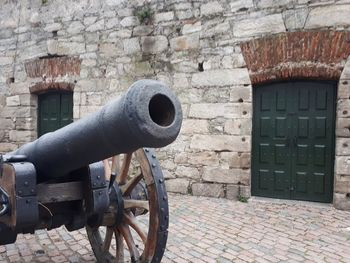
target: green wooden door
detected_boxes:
[38,93,73,137]
[252,81,336,203]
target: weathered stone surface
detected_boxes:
[220,152,250,169]
[192,69,250,87]
[123,38,141,54]
[336,138,350,155]
[120,16,139,27]
[256,0,294,8]
[6,95,20,106]
[175,166,200,179]
[224,119,252,135]
[333,193,350,211]
[133,26,153,36]
[154,12,174,23]
[233,14,285,38]
[191,135,250,152]
[336,118,350,137]
[182,22,201,35]
[192,183,224,198]
[336,156,350,175]
[203,167,250,185]
[165,178,189,194]
[283,7,309,31]
[305,5,350,29]
[0,143,17,153]
[338,80,350,99]
[67,21,85,34]
[170,34,199,51]
[230,0,254,12]
[141,36,168,54]
[0,56,14,66]
[201,1,223,16]
[181,119,208,134]
[9,130,34,142]
[86,19,105,32]
[55,41,86,55]
[187,152,220,166]
[226,184,251,200]
[189,103,251,119]
[229,86,252,102]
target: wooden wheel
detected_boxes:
[86,148,169,263]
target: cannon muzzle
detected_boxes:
[11,79,182,180]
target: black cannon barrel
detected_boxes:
[12,79,182,180]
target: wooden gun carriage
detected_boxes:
[0,79,182,263]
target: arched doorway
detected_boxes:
[38,92,73,136]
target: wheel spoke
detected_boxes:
[120,174,143,196]
[124,199,149,211]
[103,227,114,252]
[111,155,121,175]
[124,212,147,244]
[114,229,124,262]
[118,223,140,262]
[118,153,133,185]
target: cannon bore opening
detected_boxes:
[148,94,175,127]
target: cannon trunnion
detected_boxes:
[0,80,182,263]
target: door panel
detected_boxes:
[38,93,73,137]
[252,81,336,203]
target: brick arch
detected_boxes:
[240,31,350,85]
[29,82,74,94]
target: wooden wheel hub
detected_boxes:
[86,148,169,263]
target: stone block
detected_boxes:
[333,193,350,211]
[230,0,254,12]
[163,169,176,179]
[55,41,86,55]
[99,42,123,57]
[165,178,189,194]
[336,138,350,155]
[15,118,36,130]
[229,86,252,102]
[305,5,350,29]
[336,156,350,175]
[175,166,200,179]
[232,14,285,38]
[123,38,141,54]
[170,34,199,51]
[0,107,35,118]
[201,22,230,38]
[220,152,250,169]
[226,185,251,200]
[200,1,223,16]
[141,36,168,54]
[335,174,350,193]
[337,99,350,118]
[336,118,350,137]
[0,56,13,66]
[338,80,350,99]
[256,0,294,8]
[224,119,252,136]
[340,59,350,80]
[191,135,251,152]
[133,26,154,36]
[0,118,14,130]
[120,16,139,27]
[6,95,20,106]
[174,152,188,164]
[203,167,250,185]
[106,18,120,29]
[181,119,208,134]
[0,143,17,153]
[182,22,201,35]
[187,152,220,167]
[154,12,174,23]
[86,19,105,32]
[192,183,224,198]
[189,103,251,119]
[67,21,85,34]
[44,23,62,32]
[283,7,309,31]
[192,69,250,87]
[9,130,34,142]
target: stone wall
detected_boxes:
[0,0,350,209]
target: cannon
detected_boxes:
[0,79,182,263]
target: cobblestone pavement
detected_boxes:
[1,194,350,263]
